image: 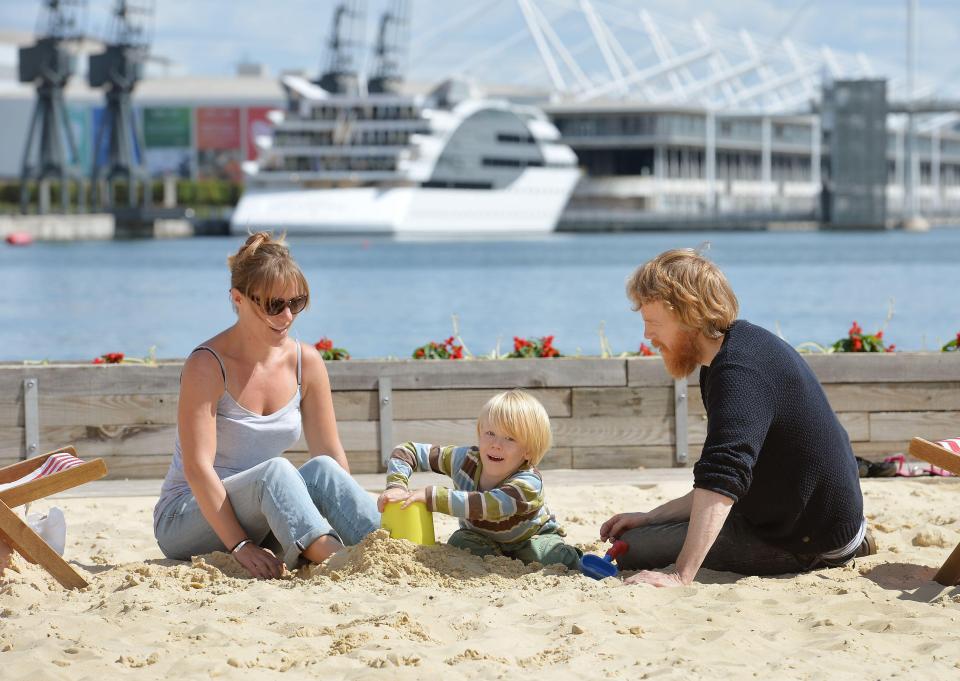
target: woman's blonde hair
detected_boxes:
[227,231,309,310]
[625,248,738,338]
[477,389,552,466]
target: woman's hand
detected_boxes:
[599,511,650,542]
[377,487,410,512]
[233,543,284,580]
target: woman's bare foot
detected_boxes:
[302,535,344,564]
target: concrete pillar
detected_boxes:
[705,109,716,215]
[895,124,905,214]
[163,175,177,208]
[39,179,51,215]
[810,115,821,187]
[761,116,772,209]
[932,128,941,212]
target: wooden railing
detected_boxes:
[2,353,958,478]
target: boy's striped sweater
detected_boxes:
[386,441,561,545]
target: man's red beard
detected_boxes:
[655,329,702,378]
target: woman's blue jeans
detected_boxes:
[154,456,380,569]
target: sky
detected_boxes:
[3,0,960,98]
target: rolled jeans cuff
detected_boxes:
[285,527,339,569]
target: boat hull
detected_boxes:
[230,167,580,235]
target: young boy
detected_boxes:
[377,389,581,569]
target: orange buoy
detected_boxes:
[4,232,34,246]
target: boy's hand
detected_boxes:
[400,488,427,509]
[377,487,410,512]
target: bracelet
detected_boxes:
[230,538,252,554]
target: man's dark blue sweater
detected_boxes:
[694,320,864,555]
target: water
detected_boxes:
[1,229,958,362]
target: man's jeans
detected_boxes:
[155,456,380,569]
[617,511,852,576]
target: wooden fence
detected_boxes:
[1,353,958,478]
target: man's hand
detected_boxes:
[233,543,284,580]
[599,511,650,541]
[377,487,410,512]
[400,488,427,509]
[623,570,688,588]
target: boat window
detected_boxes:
[496,133,535,144]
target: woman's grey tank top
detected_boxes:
[154,343,303,523]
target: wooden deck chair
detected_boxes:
[0,446,107,589]
[907,437,960,586]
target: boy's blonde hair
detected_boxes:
[477,389,552,465]
[626,248,739,339]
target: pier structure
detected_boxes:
[87,0,152,209]
[17,0,86,214]
[2,1,960,232]
[469,1,960,229]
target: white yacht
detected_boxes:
[231,75,580,235]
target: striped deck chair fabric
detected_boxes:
[0,451,86,493]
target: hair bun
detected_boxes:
[227,231,282,270]
[242,231,271,255]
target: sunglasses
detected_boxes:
[249,293,308,316]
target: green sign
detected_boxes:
[143,107,191,148]
[67,106,90,168]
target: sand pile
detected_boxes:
[308,529,573,591]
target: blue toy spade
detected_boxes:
[580,540,629,579]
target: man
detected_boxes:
[601,248,874,587]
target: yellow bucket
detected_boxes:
[381,501,436,545]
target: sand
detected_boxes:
[1,477,959,680]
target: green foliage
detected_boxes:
[412,337,464,359]
[943,332,960,352]
[830,321,894,353]
[314,337,350,360]
[507,335,561,358]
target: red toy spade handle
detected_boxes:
[605,540,629,560]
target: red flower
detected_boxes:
[638,343,654,357]
[415,348,425,358]
[92,357,105,364]
[848,321,862,337]
[875,330,883,339]
[852,338,863,351]
[315,337,334,352]
[886,344,896,353]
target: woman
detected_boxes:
[153,232,379,579]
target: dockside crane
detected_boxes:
[88,0,154,209]
[368,0,410,95]
[18,0,87,214]
[316,1,366,95]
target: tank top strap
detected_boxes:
[192,345,227,387]
[296,341,302,388]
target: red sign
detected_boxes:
[246,107,275,160]
[196,107,241,150]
